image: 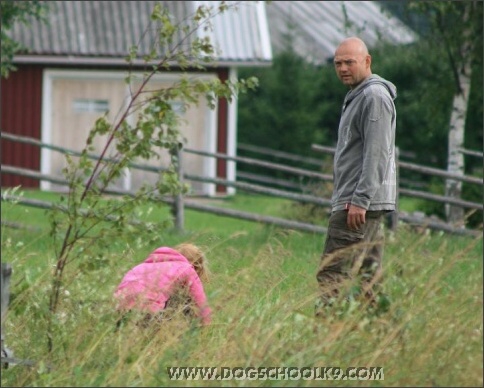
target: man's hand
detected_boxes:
[347,204,367,230]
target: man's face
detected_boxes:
[333,53,370,88]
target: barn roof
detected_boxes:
[9,1,416,68]
[9,0,273,67]
[266,1,418,65]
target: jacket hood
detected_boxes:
[345,74,397,104]
[143,247,190,264]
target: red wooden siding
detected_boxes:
[1,65,43,188]
[216,68,229,194]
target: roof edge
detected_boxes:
[12,55,273,68]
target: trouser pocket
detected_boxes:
[318,210,384,280]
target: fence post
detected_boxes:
[1,263,13,368]
[171,144,184,232]
[387,147,400,231]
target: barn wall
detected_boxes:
[1,64,232,194]
[1,65,43,188]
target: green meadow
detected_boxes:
[1,189,482,387]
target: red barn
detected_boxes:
[1,1,272,196]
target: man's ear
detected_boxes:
[366,55,372,69]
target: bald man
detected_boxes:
[316,37,397,314]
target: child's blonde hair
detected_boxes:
[175,243,209,282]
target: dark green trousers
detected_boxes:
[316,210,386,307]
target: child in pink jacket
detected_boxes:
[114,243,211,326]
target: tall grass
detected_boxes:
[1,190,482,387]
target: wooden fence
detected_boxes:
[237,142,482,236]
[1,131,482,237]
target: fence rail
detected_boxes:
[1,190,328,235]
[238,143,323,167]
[185,147,333,181]
[459,148,484,158]
[311,143,483,186]
[1,131,482,237]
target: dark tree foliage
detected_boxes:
[238,50,328,157]
[371,41,456,167]
[237,49,334,183]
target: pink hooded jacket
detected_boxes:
[114,247,211,325]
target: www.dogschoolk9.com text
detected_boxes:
[167,366,384,381]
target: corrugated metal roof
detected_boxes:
[9,0,272,66]
[266,1,418,65]
[197,1,273,65]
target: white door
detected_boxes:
[45,74,129,191]
[41,70,217,195]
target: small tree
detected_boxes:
[45,1,258,352]
[1,0,47,78]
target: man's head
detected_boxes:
[333,37,372,89]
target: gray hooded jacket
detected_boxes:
[331,74,397,212]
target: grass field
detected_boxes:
[1,189,482,387]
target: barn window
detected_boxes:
[73,99,109,113]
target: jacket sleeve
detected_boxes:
[185,269,212,325]
[351,87,394,209]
